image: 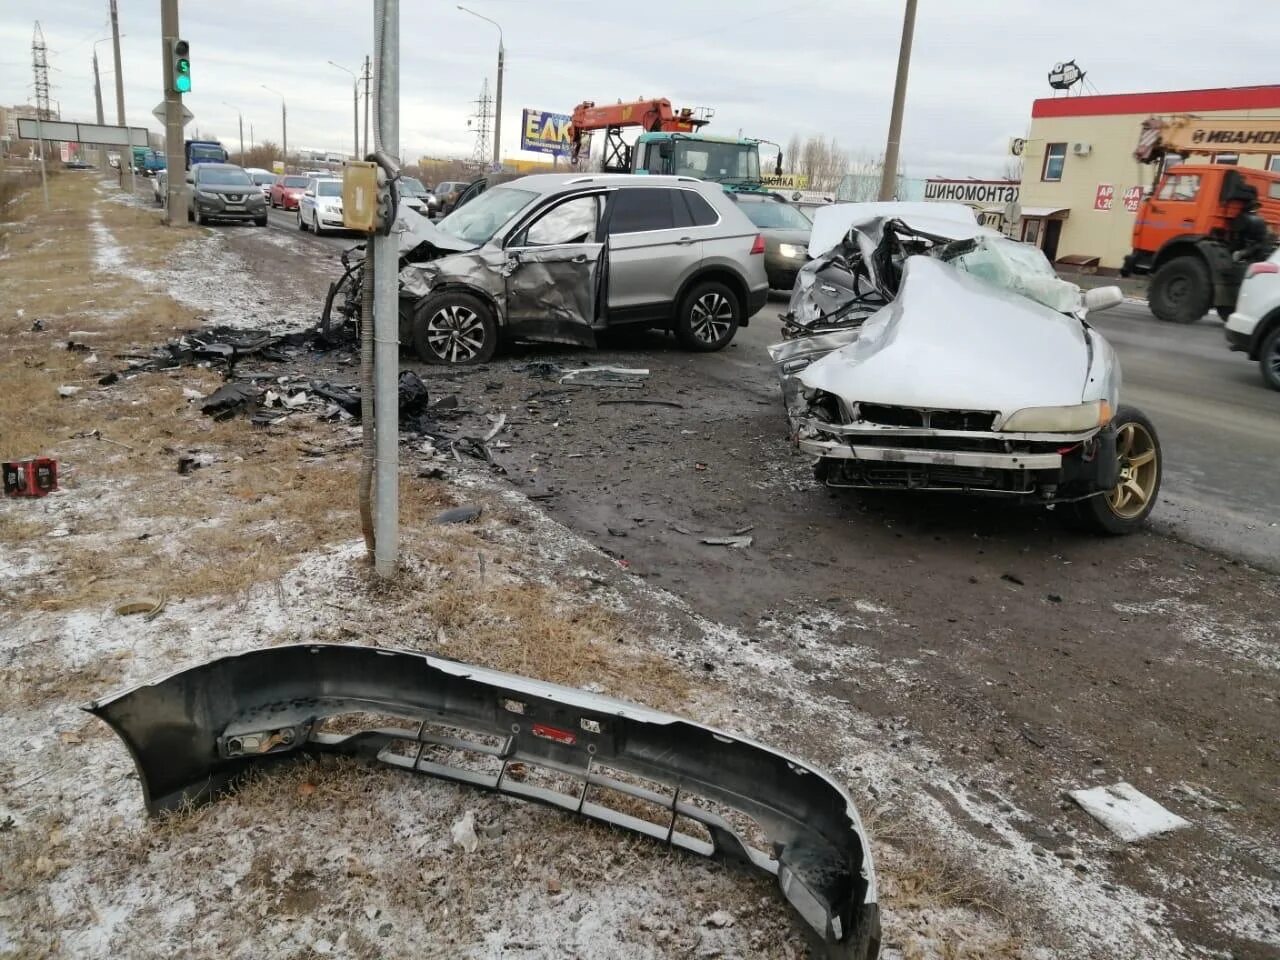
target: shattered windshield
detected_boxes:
[674,141,761,183]
[942,237,1083,314]
[436,186,537,245]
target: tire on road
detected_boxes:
[1071,405,1162,535]
[674,279,740,351]
[297,210,308,232]
[255,215,268,227]
[312,212,325,236]
[1149,256,1211,324]
[1259,324,1280,391]
[412,290,498,366]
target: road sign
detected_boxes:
[17,118,149,147]
[152,101,194,127]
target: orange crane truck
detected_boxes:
[1124,115,1280,323]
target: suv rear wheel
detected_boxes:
[412,291,497,366]
[1149,256,1211,324]
[1259,324,1280,391]
[675,280,740,351]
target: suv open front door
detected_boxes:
[503,192,606,346]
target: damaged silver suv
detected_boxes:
[325,174,769,365]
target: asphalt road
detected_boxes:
[252,192,1280,569]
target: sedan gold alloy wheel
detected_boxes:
[1107,420,1159,519]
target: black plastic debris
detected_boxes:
[398,371,429,416]
[97,372,120,386]
[30,319,46,332]
[177,455,200,475]
[450,437,505,473]
[512,360,565,380]
[200,382,261,420]
[310,382,361,417]
[66,340,91,353]
[433,505,482,525]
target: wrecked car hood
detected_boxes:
[88,644,880,958]
[807,201,997,258]
[394,201,476,256]
[798,257,1094,413]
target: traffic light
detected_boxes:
[171,39,191,94]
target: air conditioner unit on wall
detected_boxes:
[1071,142,1092,157]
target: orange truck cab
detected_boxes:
[1121,165,1280,323]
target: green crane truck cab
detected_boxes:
[630,132,781,194]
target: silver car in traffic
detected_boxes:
[330,174,770,364]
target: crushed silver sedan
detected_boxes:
[770,203,1162,535]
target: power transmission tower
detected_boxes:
[469,77,492,168]
[32,22,52,119]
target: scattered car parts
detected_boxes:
[87,643,880,959]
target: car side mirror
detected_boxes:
[775,153,783,177]
[1084,285,1123,312]
[304,191,314,197]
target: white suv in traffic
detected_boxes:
[297,178,344,235]
[1225,248,1280,390]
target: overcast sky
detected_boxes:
[3,1,1277,178]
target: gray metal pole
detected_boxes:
[238,115,244,162]
[493,42,504,167]
[354,81,360,159]
[362,56,371,158]
[161,0,187,226]
[877,0,916,201]
[92,51,104,124]
[92,49,107,170]
[372,0,400,577]
[109,0,135,197]
[35,114,49,209]
[282,101,288,173]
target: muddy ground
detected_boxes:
[227,215,1279,958]
[3,175,1276,959]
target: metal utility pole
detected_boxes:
[362,55,371,157]
[92,36,111,169]
[160,0,186,225]
[458,6,503,168]
[878,0,917,201]
[223,102,245,161]
[262,85,287,172]
[371,0,400,576]
[327,61,360,159]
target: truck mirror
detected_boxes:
[1219,169,1256,203]
[775,153,783,177]
[658,141,673,159]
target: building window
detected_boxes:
[1041,143,1067,182]
[1211,152,1239,165]
[1161,154,1185,176]
[1267,155,1280,173]
[1022,218,1041,245]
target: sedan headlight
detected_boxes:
[778,243,808,260]
[1000,400,1112,433]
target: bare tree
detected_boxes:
[785,133,802,175]
[796,134,850,192]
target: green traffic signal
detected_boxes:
[171,39,190,94]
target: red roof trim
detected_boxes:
[1032,85,1280,119]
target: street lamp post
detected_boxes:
[878,0,918,201]
[223,101,245,162]
[91,36,112,170]
[262,85,287,172]
[457,5,503,168]
[327,60,360,160]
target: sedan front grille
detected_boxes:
[856,403,996,432]
[225,193,243,202]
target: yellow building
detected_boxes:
[1019,85,1280,270]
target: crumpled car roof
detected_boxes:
[807,201,1000,258]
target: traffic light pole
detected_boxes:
[371,0,400,577]
[160,0,187,226]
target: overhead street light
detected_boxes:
[457,5,503,167]
[261,84,287,172]
[327,60,360,160]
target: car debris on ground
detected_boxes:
[1068,782,1191,842]
[87,643,883,959]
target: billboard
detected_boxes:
[924,179,1019,205]
[521,109,572,157]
